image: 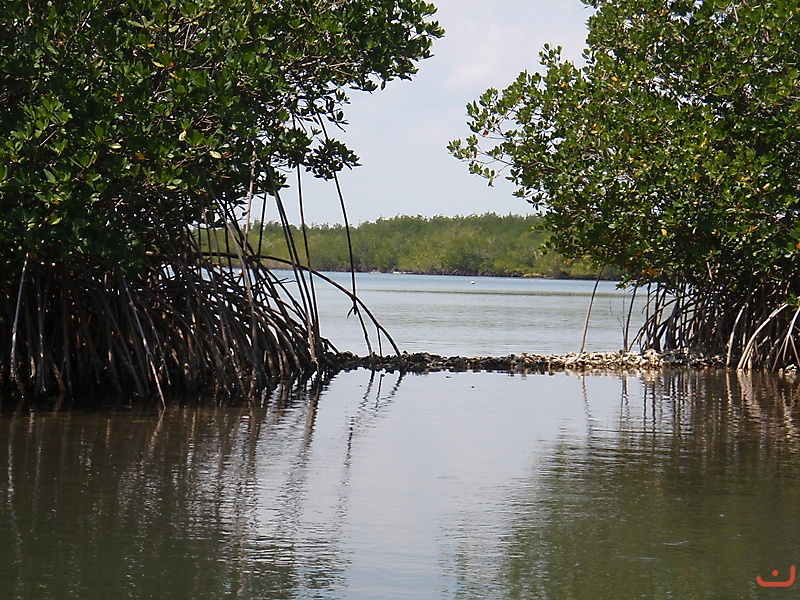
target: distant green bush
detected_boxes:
[231,214,608,278]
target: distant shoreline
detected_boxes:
[209,214,617,280]
[269,266,619,281]
[320,267,597,279]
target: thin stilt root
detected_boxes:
[633,279,800,371]
[0,254,338,401]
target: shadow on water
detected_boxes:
[1,369,800,599]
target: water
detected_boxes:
[307,272,643,355]
[1,274,798,599]
[2,370,799,598]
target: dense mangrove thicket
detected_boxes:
[201,214,603,278]
[0,0,442,400]
[451,0,800,369]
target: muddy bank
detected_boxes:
[330,349,732,375]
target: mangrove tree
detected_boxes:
[450,0,800,369]
[0,0,442,400]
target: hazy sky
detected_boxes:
[277,0,592,225]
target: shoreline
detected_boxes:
[330,349,765,375]
[263,265,616,281]
[319,268,608,281]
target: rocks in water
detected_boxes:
[330,348,726,375]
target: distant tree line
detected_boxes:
[210,214,606,278]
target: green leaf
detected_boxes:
[0,0,443,265]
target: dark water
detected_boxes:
[2,368,800,599]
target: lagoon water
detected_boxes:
[311,272,644,356]
[1,274,798,599]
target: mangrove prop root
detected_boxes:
[0,257,331,401]
[632,280,800,371]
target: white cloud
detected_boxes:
[284,0,591,225]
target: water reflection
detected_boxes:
[1,369,799,598]
[494,371,800,600]
[0,389,340,599]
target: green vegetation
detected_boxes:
[451,0,800,369]
[222,214,601,278]
[0,0,442,399]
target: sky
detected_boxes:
[277,0,592,225]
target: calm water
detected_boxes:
[309,272,644,355]
[1,275,798,599]
[2,370,800,599]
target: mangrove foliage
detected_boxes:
[0,0,442,400]
[450,0,800,369]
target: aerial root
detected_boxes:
[1,257,335,401]
[634,280,800,371]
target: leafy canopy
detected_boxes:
[450,0,800,295]
[0,0,443,264]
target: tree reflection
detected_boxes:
[4,369,800,599]
[494,370,800,599]
[0,384,344,600]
